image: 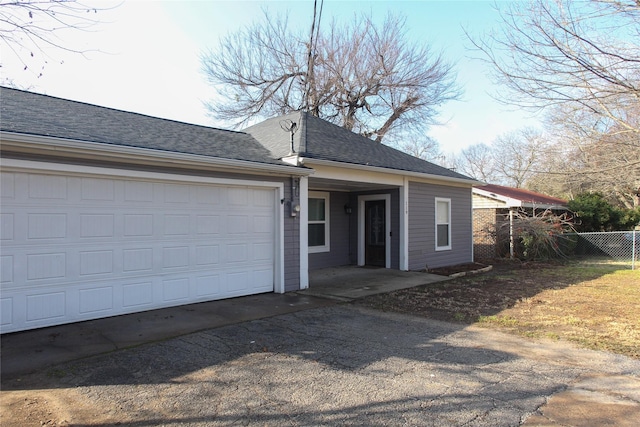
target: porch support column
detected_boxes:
[399,177,409,271]
[509,207,515,260]
[299,176,309,289]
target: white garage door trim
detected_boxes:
[1,158,285,333]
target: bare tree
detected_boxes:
[538,105,640,208]
[201,10,460,144]
[453,127,546,187]
[394,135,442,162]
[0,0,107,78]
[470,0,640,205]
[472,0,640,136]
[491,127,548,187]
[454,143,496,184]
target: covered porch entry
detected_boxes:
[304,175,404,274]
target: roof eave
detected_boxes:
[301,157,480,186]
[473,187,520,206]
[0,131,312,176]
[473,188,568,209]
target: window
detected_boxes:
[435,198,451,250]
[308,191,330,253]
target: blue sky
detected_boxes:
[2,0,540,156]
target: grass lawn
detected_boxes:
[357,260,640,359]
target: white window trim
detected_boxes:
[308,191,330,253]
[435,197,452,251]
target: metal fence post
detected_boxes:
[633,230,637,271]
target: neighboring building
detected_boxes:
[0,87,478,333]
[472,184,569,259]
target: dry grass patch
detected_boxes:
[478,268,639,357]
[357,261,640,359]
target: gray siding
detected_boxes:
[283,178,301,291]
[408,182,473,270]
[308,191,351,270]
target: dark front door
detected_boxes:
[365,200,386,267]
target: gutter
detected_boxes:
[0,131,312,177]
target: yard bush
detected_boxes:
[568,193,640,232]
[495,209,576,261]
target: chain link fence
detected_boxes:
[568,231,639,270]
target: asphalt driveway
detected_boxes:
[3,304,640,426]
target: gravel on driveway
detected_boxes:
[2,305,640,426]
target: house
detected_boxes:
[0,87,478,333]
[472,184,569,259]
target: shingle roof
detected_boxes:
[2,88,476,182]
[476,184,567,206]
[0,87,288,167]
[244,111,475,181]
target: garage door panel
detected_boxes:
[227,215,249,235]
[79,287,114,314]
[253,269,275,291]
[196,185,220,205]
[225,271,249,294]
[1,172,15,198]
[0,170,278,333]
[196,215,220,235]
[124,181,154,202]
[27,252,66,281]
[162,278,190,302]
[123,248,154,272]
[80,214,115,238]
[79,250,114,276]
[254,216,274,233]
[1,212,14,241]
[163,214,190,236]
[81,177,115,201]
[28,174,67,200]
[1,255,14,284]
[195,245,220,266]
[163,183,191,203]
[253,188,274,206]
[1,298,13,326]
[122,281,155,308]
[162,246,190,269]
[124,214,154,237]
[225,243,248,263]
[26,291,66,322]
[227,187,248,205]
[195,274,221,297]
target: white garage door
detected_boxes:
[0,167,280,333]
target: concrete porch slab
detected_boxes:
[301,266,449,301]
